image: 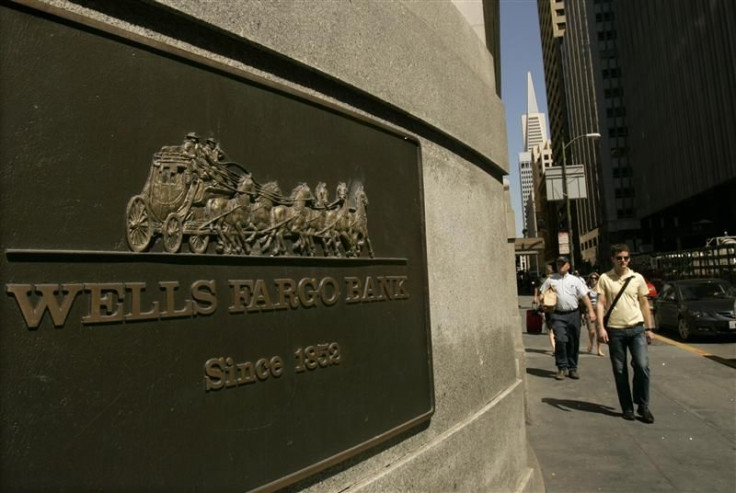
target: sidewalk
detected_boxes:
[519,296,736,493]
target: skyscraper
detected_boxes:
[519,73,549,236]
[537,0,568,169]
[560,0,608,266]
[538,0,735,268]
[537,0,627,267]
[612,0,736,250]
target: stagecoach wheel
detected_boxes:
[126,195,152,252]
[163,214,184,253]
[188,234,210,254]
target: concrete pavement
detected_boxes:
[519,296,736,492]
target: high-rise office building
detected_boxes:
[612,0,736,251]
[538,0,735,268]
[537,0,636,267]
[519,156,533,235]
[529,139,554,239]
[562,0,611,267]
[519,73,549,236]
[537,0,568,169]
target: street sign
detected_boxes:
[545,165,587,201]
[558,232,570,254]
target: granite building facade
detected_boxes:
[1,0,543,491]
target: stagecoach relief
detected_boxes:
[125,133,374,257]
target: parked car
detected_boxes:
[653,279,736,340]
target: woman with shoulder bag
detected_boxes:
[533,264,556,355]
[585,273,605,356]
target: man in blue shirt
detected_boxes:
[540,256,597,380]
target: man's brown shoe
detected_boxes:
[637,406,655,424]
[568,369,580,379]
[554,369,567,380]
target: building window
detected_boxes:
[600,48,617,60]
[608,127,628,138]
[614,188,634,198]
[612,165,632,178]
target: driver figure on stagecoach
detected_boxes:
[182,132,201,157]
[204,137,226,164]
[182,133,232,205]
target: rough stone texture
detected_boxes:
[148,0,508,174]
[348,383,530,492]
[28,0,540,490]
[422,143,520,428]
[293,140,539,492]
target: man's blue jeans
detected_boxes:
[550,311,581,371]
[607,325,650,412]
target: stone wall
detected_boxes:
[30,0,541,490]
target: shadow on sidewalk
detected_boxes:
[524,348,551,355]
[526,367,556,378]
[541,398,618,416]
[705,354,736,370]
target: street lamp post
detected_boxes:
[561,132,601,271]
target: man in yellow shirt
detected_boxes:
[596,244,655,423]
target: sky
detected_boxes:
[498,0,549,237]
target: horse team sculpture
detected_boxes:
[125,133,374,257]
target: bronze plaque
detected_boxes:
[0,3,433,491]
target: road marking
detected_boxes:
[653,333,736,369]
[652,333,710,356]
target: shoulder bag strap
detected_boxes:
[603,276,634,327]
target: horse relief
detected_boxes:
[125,134,375,258]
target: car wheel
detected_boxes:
[678,318,690,341]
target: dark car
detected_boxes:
[654,279,736,340]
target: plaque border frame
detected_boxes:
[4,1,435,491]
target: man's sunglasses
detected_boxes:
[615,256,630,261]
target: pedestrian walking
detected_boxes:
[539,256,597,380]
[595,244,656,423]
[533,264,556,355]
[585,273,605,356]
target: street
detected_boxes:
[655,332,736,366]
[519,296,736,492]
